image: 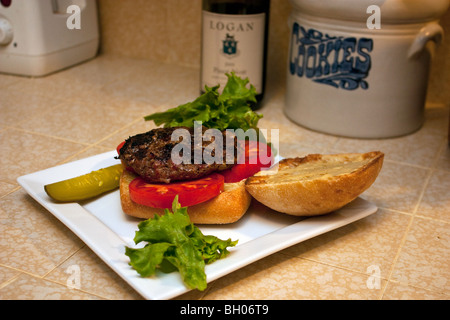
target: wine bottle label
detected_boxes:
[201,11,266,94]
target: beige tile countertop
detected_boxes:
[0,54,449,300]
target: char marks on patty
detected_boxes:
[119,127,237,183]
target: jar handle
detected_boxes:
[408,22,444,59]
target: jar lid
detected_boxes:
[289,0,449,24]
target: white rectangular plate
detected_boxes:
[17,151,378,300]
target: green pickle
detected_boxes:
[45,164,123,202]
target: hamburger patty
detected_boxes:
[118,127,237,183]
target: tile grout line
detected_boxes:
[55,145,108,166]
[376,137,445,299]
[55,116,144,165]
[379,159,436,299]
[5,116,144,169]
[41,245,87,279]
[375,205,450,225]
[0,185,21,200]
[272,205,447,299]
[37,276,111,300]
[4,94,69,129]
[4,125,94,148]
[0,272,22,291]
[0,248,113,300]
[385,277,450,298]
[380,139,447,298]
[2,60,127,107]
[1,269,110,300]
[276,253,391,300]
[432,137,449,172]
[89,116,144,148]
[376,214,414,299]
[378,135,448,298]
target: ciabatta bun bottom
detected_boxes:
[120,169,252,224]
[245,151,384,216]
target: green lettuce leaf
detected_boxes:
[144,72,262,131]
[125,242,173,278]
[189,227,238,264]
[124,197,238,291]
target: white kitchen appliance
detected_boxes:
[0,0,99,77]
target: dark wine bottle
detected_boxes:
[201,0,270,110]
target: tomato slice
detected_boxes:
[129,173,224,209]
[221,140,273,183]
[116,141,126,155]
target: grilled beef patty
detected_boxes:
[118,126,237,183]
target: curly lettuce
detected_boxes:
[125,197,238,291]
[144,72,263,131]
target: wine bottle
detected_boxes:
[201,0,270,110]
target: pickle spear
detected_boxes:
[44,164,123,202]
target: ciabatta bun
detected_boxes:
[245,151,384,216]
[120,169,252,224]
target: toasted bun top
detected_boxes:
[245,152,384,216]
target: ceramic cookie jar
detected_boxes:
[285,0,449,138]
